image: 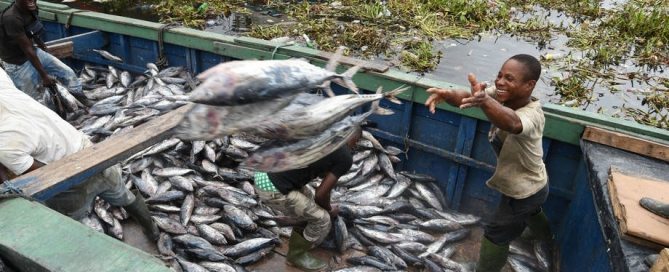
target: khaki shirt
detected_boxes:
[485,87,547,199]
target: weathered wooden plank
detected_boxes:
[583,126,669,162]
[5,105,192,200]
[46,41,73,58]
[0,198,169,271]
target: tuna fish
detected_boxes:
[189,49,360,106]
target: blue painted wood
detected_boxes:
[30,18,616,271]
[447,117,477,209]
[45,31,108,56]
[556,158,608,272]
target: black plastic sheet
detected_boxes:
[581,140,669,272]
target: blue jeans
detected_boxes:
[1,48,81,100]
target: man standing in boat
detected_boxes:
[254,129,361,271]
[425,54,555,272]
[0,67,159,241]
[0,0,82,101]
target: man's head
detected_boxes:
[16,0,37,12]
[347,125,363,149]
[493,54,541,109]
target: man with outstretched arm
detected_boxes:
[425,54,555,272]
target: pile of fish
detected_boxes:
[69,62,192,143]
[53,50,552,272]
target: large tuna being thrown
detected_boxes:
[189,49,360,106]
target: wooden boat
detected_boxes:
[0,1,667,271]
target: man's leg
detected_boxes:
[257,188,329,271]
[95,164,159,241]
[36,49,83,98]
[478,186,548,272]
[1,60,41,100]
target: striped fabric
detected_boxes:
[254,172,279,192]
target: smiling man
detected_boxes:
[0,0,82,101]
[425,54,554,272]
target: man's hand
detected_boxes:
[460,73,490,109]
[425,88,450,114]
[41,75,55,88]
[328,204,339,218]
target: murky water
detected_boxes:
[46,0,667,122]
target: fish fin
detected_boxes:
[334,65,361,94]
[384,85,410,104]
[318,81,336,97]
[326,46,346,72]
[375,107,395,115]
[369,95,393,115]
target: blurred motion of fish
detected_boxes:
[188,47,360,106]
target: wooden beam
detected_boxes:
[46,41,73,59]
[583,126,669,162]
[4,104,193,200]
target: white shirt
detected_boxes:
[0,68,90,175]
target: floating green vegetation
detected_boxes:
[400,40,442,73]
[551,72,590,105]
[156,0,247,29]
[507,0,602,19]
[249,0,510,71]
[249,25,287,41]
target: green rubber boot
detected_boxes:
[524,211,560,272]
[124,192,160,241]
[477,237,509,272]
[527,211,553,240]
[286,228,328,271]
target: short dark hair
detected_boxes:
[509,54,541,82]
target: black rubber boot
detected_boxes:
[640,197,669,219]
[286,228,328,271]
[477,237,509,272]
[124,193,160,241]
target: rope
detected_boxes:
[156,23,180,68]
[0,181,27,198]
[65,10,85,29]
[0,193,37,203]
[271,41,295,60]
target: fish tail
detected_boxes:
[370,95,394,116]
[334,65,361,94]
[326,46,345,72]
[384,85,410,104]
